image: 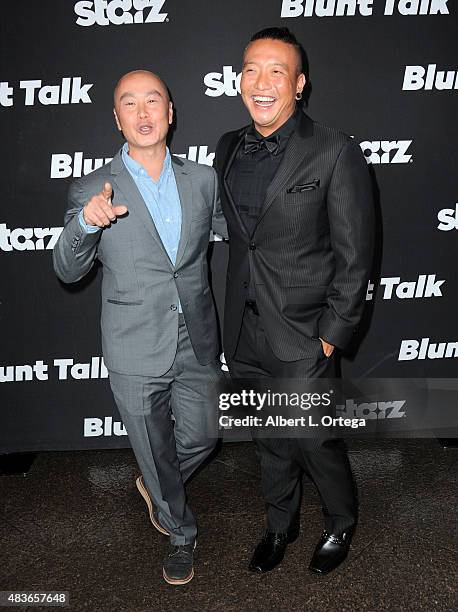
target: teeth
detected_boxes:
[253,96,275,102]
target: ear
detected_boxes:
[113,108,122,131]
[168,101,173,125]
[296,72,306,94]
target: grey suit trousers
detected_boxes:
[109,317,221,545]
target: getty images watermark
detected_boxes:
[218,387,366,431]
[204,378,458,439]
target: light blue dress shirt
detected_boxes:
[79,145,182,260]
[79,143,183,309]
[122,143,182,265]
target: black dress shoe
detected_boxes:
[249,527,299,573]
[308,530,352,575]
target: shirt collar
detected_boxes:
[121,142,172,183]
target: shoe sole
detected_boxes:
[136,476,169,536]
[163,567,194,585]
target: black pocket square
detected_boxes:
[287,179,320,193]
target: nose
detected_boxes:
[137,101,148,118]
[254,69,270,91]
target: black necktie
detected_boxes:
[244,132,280,156]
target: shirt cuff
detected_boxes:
[78,209,101,234]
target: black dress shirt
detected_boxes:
[227,109,299,300]
[227,109,298,237]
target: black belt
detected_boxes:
[245,300,259,316]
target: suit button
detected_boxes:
[243,281,248,288]
[249,242,256,250]
[170,304,177,311]
[173,272,178,278]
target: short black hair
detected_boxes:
[249,27,308,78]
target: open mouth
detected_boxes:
[252,95,276,108]
[138,124,154,134]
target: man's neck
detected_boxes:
[253,107,297,138]
[128,143,167,182]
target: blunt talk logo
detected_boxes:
[403,64,458,91]
[204,66,241,97]
[84,417,127,437]
[0,78,93,107]
[437,203,458,231]
[74,0,168,26]
[175,146,215,167]
[281,0,374,16]
[51,152,113,179]
[336,399,406,419]
[366,274,445,300]
[51,149,216,177]
[359,140,413,164]
[0,357,107,382]
[280,0,450,17]
[0,224,63,252]
[399,338,458,361]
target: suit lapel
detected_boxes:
[256,112,315,228]
[172,156,192,269]
[110,151,173,269]
[222,128,250,237]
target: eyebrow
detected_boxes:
[243,61,288,69]
[119,89,163,101]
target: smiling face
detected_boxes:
[113,71,173,154]
[241,38,305,137]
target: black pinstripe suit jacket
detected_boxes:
[215,110,375,361]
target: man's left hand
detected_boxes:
[319,338,335,357]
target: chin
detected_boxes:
[251,107,276,125]
[255,114,280,130]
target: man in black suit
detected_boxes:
[215,28,374,575]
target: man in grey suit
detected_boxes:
[53,70,227,585]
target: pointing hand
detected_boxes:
[83,182,128,227]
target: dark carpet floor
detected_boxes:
[1,439,457,611]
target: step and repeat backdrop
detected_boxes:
[1,1,456,452]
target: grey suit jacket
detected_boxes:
[53,150,227,376]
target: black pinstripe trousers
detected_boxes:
[227,306,357,535]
